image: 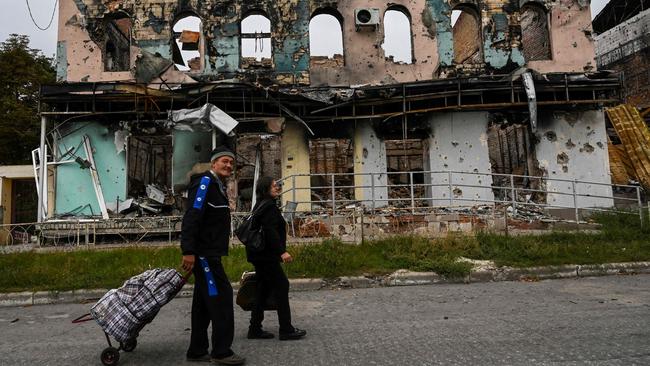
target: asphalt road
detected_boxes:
[0,274,649,366]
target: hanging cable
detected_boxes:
[25,0,59,31]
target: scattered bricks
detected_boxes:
[298,218,330,237]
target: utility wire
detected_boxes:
[25,0,59,31]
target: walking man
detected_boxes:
[181,146,245,365]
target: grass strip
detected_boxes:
[0,212,648,293]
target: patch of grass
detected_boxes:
[467,211,650,267]
[0,211,648,292]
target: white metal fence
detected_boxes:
[1,170,647,247]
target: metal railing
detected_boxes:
[1,170,647,248]
[278,170,648,226]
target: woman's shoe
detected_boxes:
[279,328,306,341]
[247,329,274,339]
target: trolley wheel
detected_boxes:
[100,347,120,366]
[121,338,137,352]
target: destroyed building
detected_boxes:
[35,0,624,241]
[593,0,650,110]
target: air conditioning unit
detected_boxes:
[355,8,380,30]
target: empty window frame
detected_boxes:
[309,139,354,208]
[309,10,344,65]
[172,14,203,71]
[451,5,483,64]
[382,7,413,64]
[385,139,425,207]
[104,13,132,72]
[520,3,551,61]
[241,13,272,62]
[127,134,173,199]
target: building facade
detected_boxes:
[38,0,620,234]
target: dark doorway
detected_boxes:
[12,179,37,224]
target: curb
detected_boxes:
[1,262,649,308]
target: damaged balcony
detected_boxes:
[30,70,624,245]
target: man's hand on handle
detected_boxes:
[182,255,195,272]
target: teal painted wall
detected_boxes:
[426,0,453,67]
[56,41,67,82]
[55,122,127,216]
[172,129,213,191]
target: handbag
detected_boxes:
[235,271,278,311]
[235,200,270,252]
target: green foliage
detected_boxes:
[0,34,55,164]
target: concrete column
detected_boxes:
[535,109,613,208]
[426,112,494,207]
[37,115,47,222]
[281,120,311,211]
[353,120,388,208]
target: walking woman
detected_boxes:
[246,176,306,341]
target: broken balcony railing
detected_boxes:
[277,170,648,226]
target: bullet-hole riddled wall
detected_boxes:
[43,0,619,226]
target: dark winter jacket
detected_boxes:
[246,199,287,263]
[180,171,231,258]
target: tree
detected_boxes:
[0,34,55,165]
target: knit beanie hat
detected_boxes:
[210,146,235,162]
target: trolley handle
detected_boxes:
[72,313,94,323]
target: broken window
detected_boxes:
[309,139,354,209]
[172,15,203,71]
[127,133,173,204]
[385,139,425,207]
[309,10,344,66]
[521,3,551,61]
[382,7,413,64]
[486,120,543,203]
[241,13,272,65]
[104,13,132,72]
[452,5,483,65]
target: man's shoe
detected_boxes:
[279,328,307,341]
[247,329,274,339]
[212,353,246,365]
[186,353,211,362]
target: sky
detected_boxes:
[0,0,612,60]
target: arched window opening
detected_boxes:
[104,13,132,72]
[452,5,483,64]
[382,8,413,64]
[241,13,272,63]
[521,3,551,61]
[309,12,344,66]
[172,15,203,71]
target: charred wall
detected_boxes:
[57,0,598,85]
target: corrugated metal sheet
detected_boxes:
[606,104,650,188]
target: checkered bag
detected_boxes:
[90,268,185,342]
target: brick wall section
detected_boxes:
[521,4,551,61]
[452,11,481,64]
[609,50,650,109]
